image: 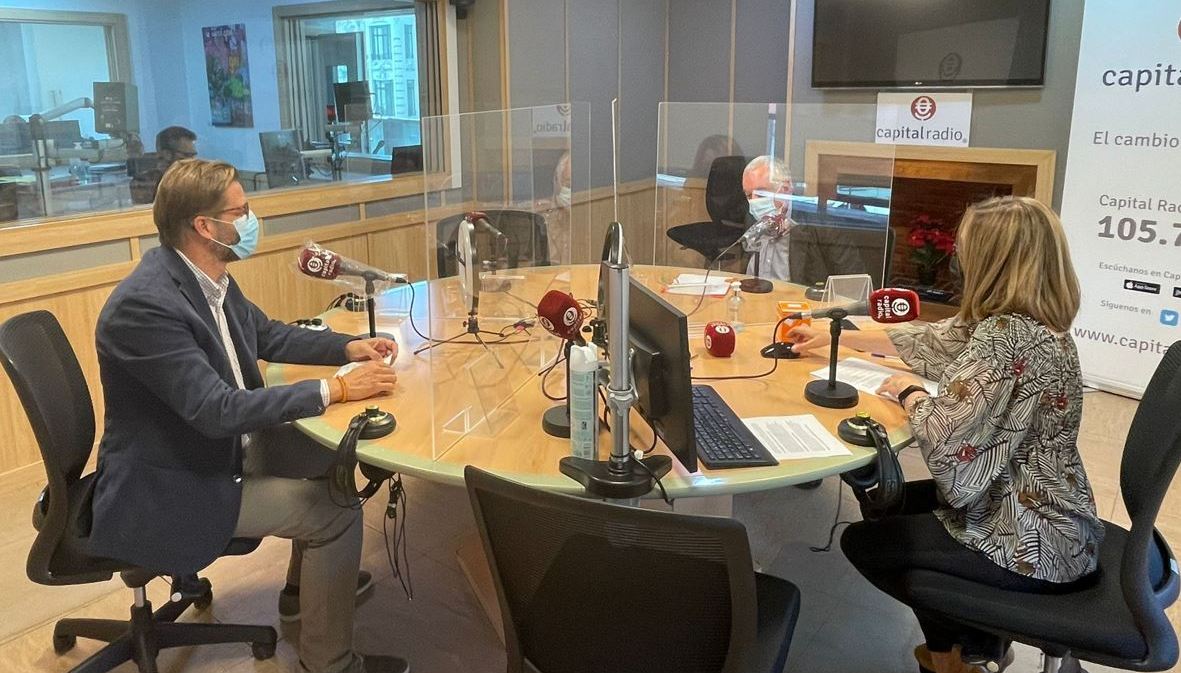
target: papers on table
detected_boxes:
[334,353,395,377]
[742,415,852,460]
[810,357,938,398]
[663,273,730,296]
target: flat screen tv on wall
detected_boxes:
[812,0,1051,89]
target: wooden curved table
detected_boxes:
[265,264,915,499]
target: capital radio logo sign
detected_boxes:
[910,96,937,122]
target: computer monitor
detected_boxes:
[333,82,372,123]
[42,120,82,148]
[389,145,423,175]
[259,130,304,189]
[0,121,32,155]
[628,277,697,473]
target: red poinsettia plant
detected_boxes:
[907,214,956,284]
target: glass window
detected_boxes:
[281,5,423,160]
[0,2,445,227]
[1,10,132,223]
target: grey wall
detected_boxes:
[502,0,665,188]
[508,0,566,108]
[666,0,791,105]
[666,0,731,102]
[733,0,791,104]
[618,0,667,183]
[791,0,1084,207]
[568,0,620,189]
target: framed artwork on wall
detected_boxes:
[202,23,253,128]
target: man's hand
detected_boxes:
[786,325,829,355]
[332,361,398,403]
[876,373,928,401]
[346,337,398,362]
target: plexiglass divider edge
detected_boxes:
[420,103,591,461]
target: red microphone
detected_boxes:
[297,244,343,280]
[296,243,406,284]
[783,287,920,324]
[537,290,586,343]
[704,322,736,357]
[868,287,920,323]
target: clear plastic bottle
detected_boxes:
[568,343,599,459]
[727,281,745,332]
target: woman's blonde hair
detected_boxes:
[154,159,238,249]
[956,196,1080,332]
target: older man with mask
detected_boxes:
[741,155,862,285]
[91,158,407,673]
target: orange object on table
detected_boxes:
[776,301,811,343]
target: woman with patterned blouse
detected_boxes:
[788,196,1103,673]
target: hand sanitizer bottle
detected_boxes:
[568,343,599,460]
[727,281,745,332]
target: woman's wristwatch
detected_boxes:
[897,385,929,409]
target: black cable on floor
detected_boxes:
[810,479,854,553]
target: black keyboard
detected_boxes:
[691,385,779,469]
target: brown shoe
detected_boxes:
[930,646,987,673]
[915,644,936,673]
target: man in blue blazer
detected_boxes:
[91,159,406,673]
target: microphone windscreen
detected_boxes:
[297,245,342,280]
[869,288,920,323]
[704,321,736,357]
[537,290,584,341]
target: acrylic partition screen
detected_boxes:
[653,102,896,330]
[418,104,590,459]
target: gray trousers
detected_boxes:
[237,423,363,673]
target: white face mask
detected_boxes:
[555,186,571,208]
[748,196,779,221]
[747,188,789,222]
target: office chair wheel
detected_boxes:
[52,633,76,655]
[193,579,213,611]
[252,641,277,660]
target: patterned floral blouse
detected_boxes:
[888,313,1104,583]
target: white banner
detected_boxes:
[1061,3,1181,397]
[874,92,971,147]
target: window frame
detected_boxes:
[0,8,133,88]
[273,1,442,134]
[369,23,392,61]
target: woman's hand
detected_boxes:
[785,324,829,355]
[877,373,929,401]
[346,337,398,362]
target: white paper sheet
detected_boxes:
[810,357,938,398]
[664,273,730,296]
[742,415,852,460]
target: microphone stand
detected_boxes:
[559,223,671,502]
[542,339,575,438]
[803,308,860,408]
[359,272,400,341]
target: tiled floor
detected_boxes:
[0,391,1176,673]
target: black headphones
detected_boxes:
[837,412,905,520]
[328,406,398,505]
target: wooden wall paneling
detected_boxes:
[231,235,371,325]
[0,284,119,473]
[367,224,430,283]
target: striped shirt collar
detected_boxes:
[174,249,230,308]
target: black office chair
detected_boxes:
[0,311,277,673]
[667,155,750,264]
[435,209,550,277]
[464,466,800,673]
[891,341,1181,673]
